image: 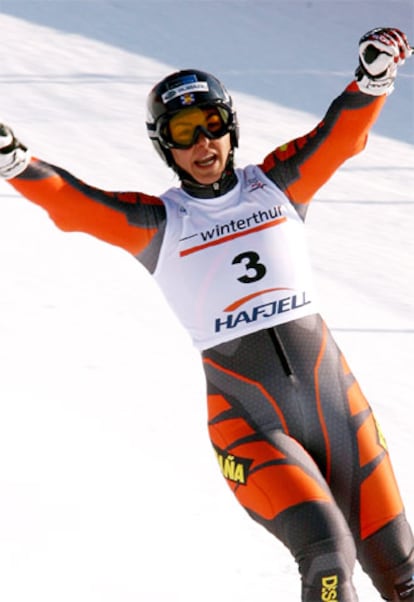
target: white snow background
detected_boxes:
[0,1,413,600]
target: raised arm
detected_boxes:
[0,129,167,272]
[259,83,385,212]
[259,27,412,218]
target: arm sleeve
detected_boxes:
[8,158,167,272]
[259,82,387,218]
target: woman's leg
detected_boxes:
[330,353,414,601]
[202,315,414,600]
[203,345,359,601]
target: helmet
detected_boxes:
[146,69,239,167]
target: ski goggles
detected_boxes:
[159,105,233,149]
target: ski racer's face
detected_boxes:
[171,131,232,185]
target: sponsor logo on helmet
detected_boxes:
[162,81,209,103]
[180,93,195,106]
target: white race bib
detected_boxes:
[154,165,317,349]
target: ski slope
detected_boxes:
[0,2,413,600]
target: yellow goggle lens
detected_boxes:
[168,107,226,146]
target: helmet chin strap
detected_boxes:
[174,150,238,199]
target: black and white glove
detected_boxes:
[355,27,413,96]
[0,124,31,179]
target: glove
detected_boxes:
[0,124,31,179]
[355,27,413,96]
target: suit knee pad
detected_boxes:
[298,535,358,601]
[358,514,414,600]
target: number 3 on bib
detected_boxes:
[232,251,267,284]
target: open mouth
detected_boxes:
[195,155,216,168]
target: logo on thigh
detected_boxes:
[214,446,253,486]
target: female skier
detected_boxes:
[0,27,413,601]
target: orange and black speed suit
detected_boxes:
[8,81,414,601]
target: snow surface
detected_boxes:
[0,1,413,600]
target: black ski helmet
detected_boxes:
[146,69,239,167]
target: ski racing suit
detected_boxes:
[8,80,414,601]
